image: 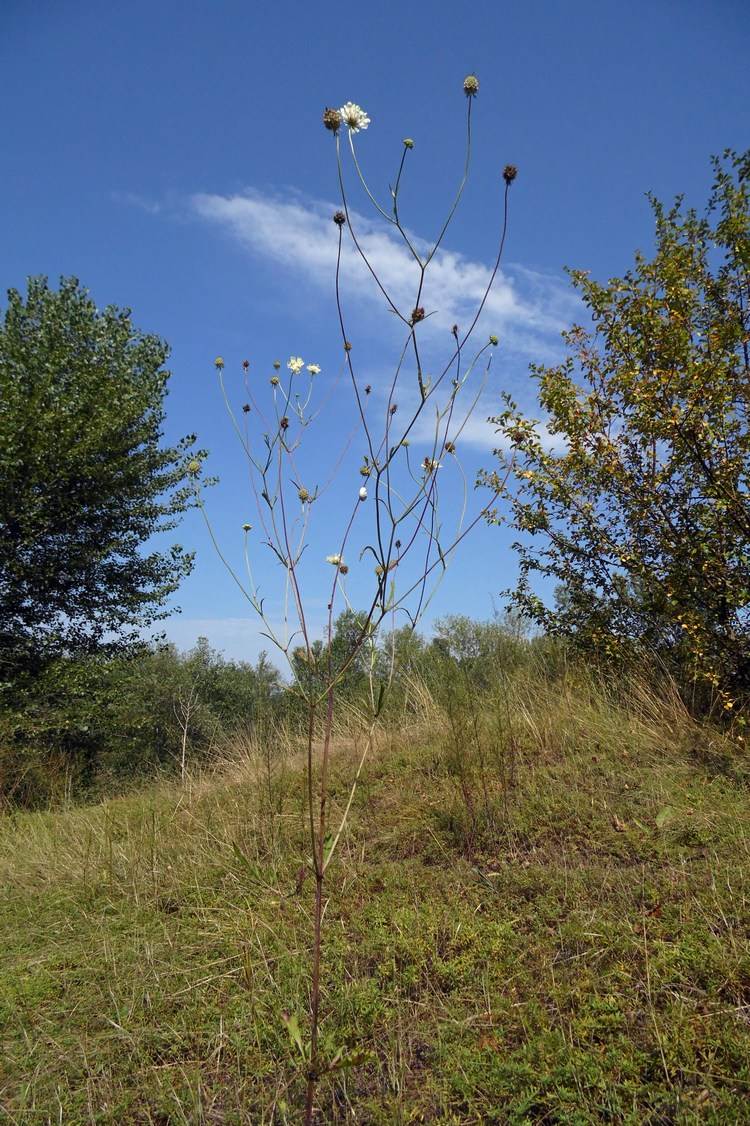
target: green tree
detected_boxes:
[0,277,203,677]
[483,150,750,707]
[289,609,379,703]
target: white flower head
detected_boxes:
[287,356,304,374]
[359,486,367,501]
[339,102,370,133]
[326,554,343,566]
[306,364,321,375]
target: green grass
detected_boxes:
[2,664,750,1123]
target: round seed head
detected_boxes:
[323,107,342,132]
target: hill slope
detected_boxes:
[2,667,750,1123]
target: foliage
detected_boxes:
[484,150,750,708]
[430,611,530,678]
[288,609,379,704]
[0,640,284,807]
[102,639,284,779]
[0,276,203,679]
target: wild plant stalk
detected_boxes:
[193,76,517,1121]
[173,679,199,783]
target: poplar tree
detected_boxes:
[0,277,203,677]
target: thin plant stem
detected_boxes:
[204,84,514,1123]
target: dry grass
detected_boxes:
[2,660,750,1122]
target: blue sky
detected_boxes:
[2,0,749,665]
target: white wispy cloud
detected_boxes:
[189,187,581,454]
[115,190,162,215]
[190,188,579,356]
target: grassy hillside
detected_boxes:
[2,658,750,1123]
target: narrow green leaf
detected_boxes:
[280,1011,306,1060]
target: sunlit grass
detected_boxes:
[2,659,750,1123]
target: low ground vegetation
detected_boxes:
[2,636,749,1122]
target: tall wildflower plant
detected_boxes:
[195,76,516,1121]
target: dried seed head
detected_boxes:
[463,74,479,97]
[333,210,346,226]
[339,563,349,575]
[445,441,456,453]
[323,107,342,133]
[344,341,352,352]
[403,138,414,149]
[503,164,518,185]
[298,487,309,502]
[280,416,290,430]
[270,375,279,386]
[452,324,459,338]
[390,403,398,415]
[214,356,224,370]
[242,359,250,371]
[411,306,426,325]
[364,384,371,395]
[242,403,251,413]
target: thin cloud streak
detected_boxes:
[191,188,579,353]
[115,190,162,215]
